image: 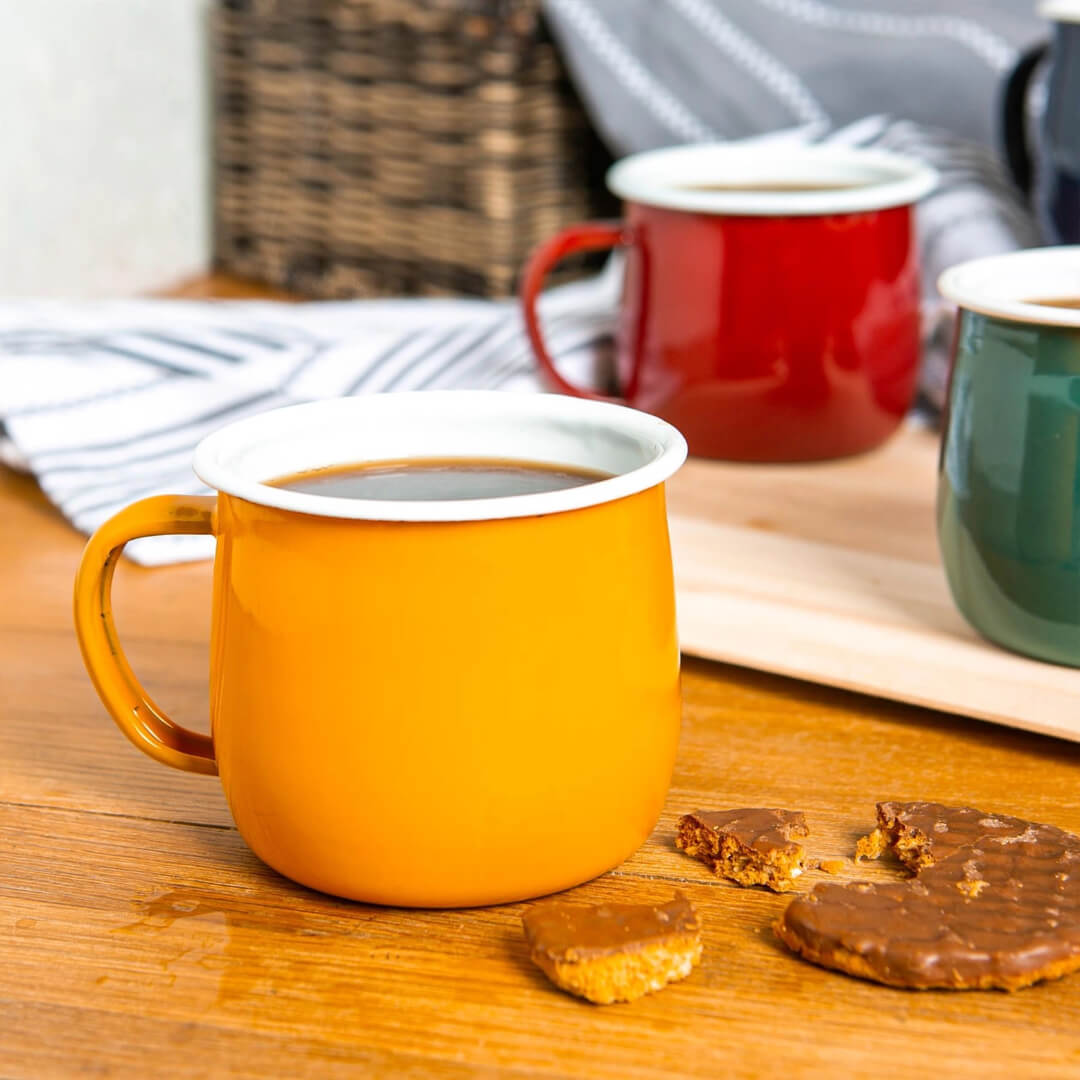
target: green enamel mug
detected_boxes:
[938,247,1080,666]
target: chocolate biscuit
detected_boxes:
[775,801,1080,990]
[677,808,809,891]
[522,893,702,1004]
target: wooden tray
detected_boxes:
[667,424,1080,742]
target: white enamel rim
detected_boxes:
[606,143,938,217]
[192,392,688,522]
[938,247,1080,328]
[1040,1,1080,23]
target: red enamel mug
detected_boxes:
[521,144,937,461]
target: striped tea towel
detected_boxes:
[0,117,1038,566]
[0,271,618,565]
[542,0,1043,154]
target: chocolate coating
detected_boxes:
[523,893,700,961]
[776,801,1080,990]
[688,808,809,855]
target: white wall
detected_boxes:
[0,0,212,297]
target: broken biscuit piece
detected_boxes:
[522,893,702,1004]
[775,801,1080,990]
[676,808,809,892]
[854,801,935,869]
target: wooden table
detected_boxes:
[6,280,1080,1078]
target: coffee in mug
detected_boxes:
[1027,297,1080,310]
[675,179,872,193]
[272,458,611,500]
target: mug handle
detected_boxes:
[1001,42,1049,197]
[73,495,219,775]
[520,220,633,402]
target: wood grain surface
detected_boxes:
[7,457,1080,1079]
[667,426,1080,742]
[6,277,1080,1077]
[162,273,299,301]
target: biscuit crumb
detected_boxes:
[854,827,888,862]
[854,805,935,870]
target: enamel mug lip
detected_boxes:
[193,391,689,523]
[938,247,1080,329]
[1039,0,1080,23]
[606,143,938,218]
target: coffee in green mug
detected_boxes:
[938,247,1080,666]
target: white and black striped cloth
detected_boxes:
[0,118,1039,565]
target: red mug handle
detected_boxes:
[520,221,631,402]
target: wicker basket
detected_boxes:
[211,0,615,298]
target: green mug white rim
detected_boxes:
[938,247,1080,329]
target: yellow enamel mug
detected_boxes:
[74,393,688,907]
